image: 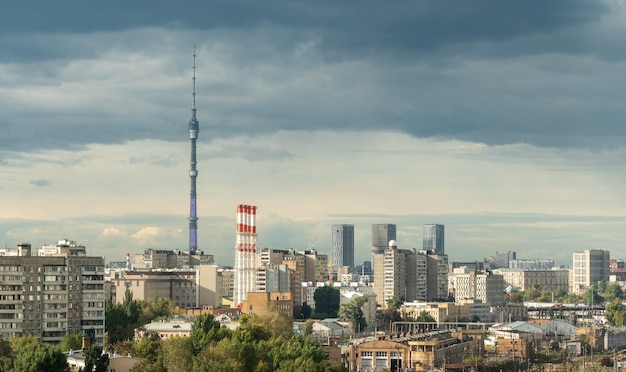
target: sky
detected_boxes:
[3,0,626,267]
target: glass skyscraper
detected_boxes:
[332,224,354,273]
[422,224,445,254]
[371,223,397,254]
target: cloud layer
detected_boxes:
[2,1,626,266]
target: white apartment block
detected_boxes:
[0,242,105,345]
[571,249,610,295]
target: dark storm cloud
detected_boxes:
[1,0,623,154]
[0,1,608,60]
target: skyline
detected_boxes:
[3,1,626,266]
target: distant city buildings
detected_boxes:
[448,268,505,306]
[490,251,517,269]
[571,249,610,294]
[331,224,354,274]
[493,268,569,292]
[132,248,214,270]
[371,223,396,254]
[373,240,448,306]
[422,224,445,254]
[509,259,554,270]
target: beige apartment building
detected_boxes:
[256,248,329,315]
[110,263,223,309]
[373,241,449,306]
[448,270,505,305]
[493,268,569,292]
[0,241,105,345]
[112,270,198,308]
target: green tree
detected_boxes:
[415,310,436,323]
[190,313,231,353]
[605,299,626,327]
[243,310,293,341]
[11,340,69,372]
[379,297,402,330]
[523,284,541,301]
[304,319,315,336]
[161,337,194,372]
[584,286,603,306]
[59,332,84,352]
[338,296,367,334]
[313,287,340,318]
[133,336,162,364]
[301,302,312,319]
[0,338,12,372]
[83,344,109,372]
[603,283,624,303]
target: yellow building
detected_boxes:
[345,330,483,371]
[239,291,292,316]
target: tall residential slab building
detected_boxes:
[371,224,396,254]
[374,241,450,306]
[422,224,445,254]
[0,241,105,345]
[571,249,610,294]
[332,224,354,274]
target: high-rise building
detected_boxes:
[234,204,258,306]
[371,224,396,254]
[571,249,610,294]
[332,224,354,273]
[422,224,445,254]
[373,240,416,305]
[373,241,450,306]
[0,241,105,345]
[492,251,516,269]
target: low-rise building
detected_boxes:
[345,329,483,371]
[239,291,292,316]
[134,318,193,340]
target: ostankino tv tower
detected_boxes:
[188,47,199,254]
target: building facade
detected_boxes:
[422,224,444,254]
[571,249,610,294]
[371,224,396,254]
[494,268,569,292]
[449,270,505,305]
[0,241,105,345]
[332,224,354,274]
[111,270,197,309]
[374,242,449,306]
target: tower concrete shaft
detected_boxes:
[188,47,199,253]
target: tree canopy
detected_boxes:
[313,286,340,318]
[338,296,368,333]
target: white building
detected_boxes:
[571,249,610,294]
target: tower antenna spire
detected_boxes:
[192,45,197,117]
[188,45,200,254]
